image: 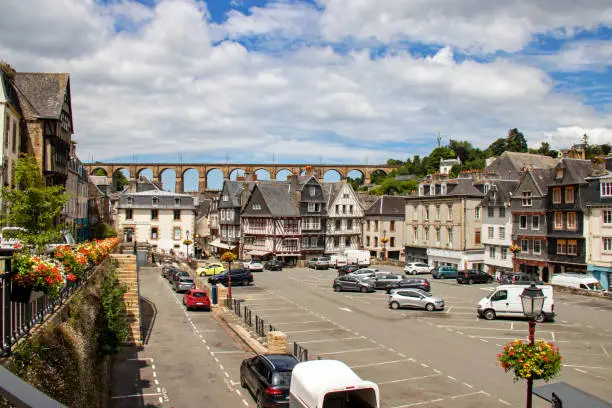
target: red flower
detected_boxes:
[67,273,77,282]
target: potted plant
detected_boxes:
[497,339,562,382]
[11,254,65,302]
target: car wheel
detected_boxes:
[390,301,400,310]
[425,303,435,312]
[333,285,342,292]
[535,313,545,323]
[257,393,264,408]
[468,279,474,285]
[411,270,417,275]
[360,286,367,293]
[186,305,191,311]
[483,309,496,320]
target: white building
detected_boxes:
[323,182,364,255]
[440,157,461,175]
[0,71,22,189]
[116,189,196,256]
[481,181,518,276]
[363,196,406,261]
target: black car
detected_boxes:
[337,264,360,276]
[501,273,543,285]
[456,270,493,284]
[208,268,254,286]
[386,278,431,293]
[264,260,284,271]
[240,354,299,407]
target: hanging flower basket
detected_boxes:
[509,244,522,254]
[10,284,45,303]
[497,340,562,382]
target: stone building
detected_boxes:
[0,70,22,189]
[363,196,405,261]
[64,144,89,242]
[322,182,364,255]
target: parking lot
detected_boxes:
[227,266,612,408]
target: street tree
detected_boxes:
[1,155,68,252]
[506,128,529,152]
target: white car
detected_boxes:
[248,261,264,272]
[404,262,431,275]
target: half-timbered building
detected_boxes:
[323,182,364,255]
[293,175,327,260]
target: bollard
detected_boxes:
[211,284,217,305]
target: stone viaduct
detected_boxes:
[85,162,400,192]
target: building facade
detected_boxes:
[323,182,364,255]
[64,144,89,242]
[116,190,196,256]
[481,181,517,276]
[0,71,22,189]
[215,180,245,255]
[363,196,405,260]
[295,176,327,260]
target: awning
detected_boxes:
[246,250,271,256]
[534,382,612,408]
[209,239,236,250]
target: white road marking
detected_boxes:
[378,373,441,385]
[433,369,442,374]
[292,336,362,344]
[499,398,511,406]
[420,363,429,368]
[480,339,489,343]
[273,320,322,325]
[398,353,406,357]
[339,307,352,312]
[158,397,163,404]
[236,389,242,396]
[350,359,415,369]
[447,376,456,381]
[284,328,340,334]
[602,344,610,357]
[111,393,162,399]
[446,307,453,313]
[574,368,588,373]
[242,399,249,406]
[463,382,473,388]
[318,347,380,355]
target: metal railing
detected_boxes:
[293,342,309,362]
[0,364,65,407]
[0,254,95,356]
[255,315,265,337]
[243,307,252,327]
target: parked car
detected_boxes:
[197,262,226,276]
[183,289,211,310]
[240,354,299,407]
[431,266,458,279]
[173,276,195,293]
[388,289,445,311]
[248,261,264,272]
[329,255,348,269]
[333,275,375,293]
[386,278,430,293]
[44,232,76,254]
[307,257,330,270]
[162,265,177,279]
[0,227,25,250]
[264,259,284,271]
[208,268,254,286]
[501,273,543,285]
[456,270,493,284]
[171,270,190,283]
[404,262,431,275]
[478,285,554,322]
[373,272,403,290]
[337,264,360,276]
[349,268,379,281]
[551,273,603,291]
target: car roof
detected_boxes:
[261,354,299,371]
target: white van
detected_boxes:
[329,255,348,269]
[477,284,555,323]
[344,250,371,267]
[290,360,379,408]
[551,274,603,291]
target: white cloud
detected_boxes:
[541,126,612,148]
[538,40,612,72]
[1,0,611,164]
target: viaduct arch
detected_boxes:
[86,162,400,193]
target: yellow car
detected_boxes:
[197,263,226,276]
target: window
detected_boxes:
[151,227,158,240]
[425,207,430,220]
[374,220,379,232]
[489,246,496,258]
[222,194,228,201]
[557,239,566,254]
[533,240,541,255]
[556,168,563,179]
[484,184,490,194]
[565,187,574,204]
[488,207,495,218]
[430,185,435,196]
[441,184,447,195]
[499,227,505,239]
[335,220,341,230]
[567,212,577,230]
[425,228,429,241]
[335,204,339,213]
[501,247,508,260]
[366,236,370,246]
[390,237,395,247]
[390,221,395,232]
[174,198,181,206]
[532,216,540,230]
[520,215,528,230]
[448,206,453,221]
[310,237,318,247]
[151,210,158,220]
[499,207,505,218]
[349,205,354,214]
[602,181,612,197]
[285,220,299,233]
[567,240,577,255]
[488,226,494,238]
[172,209,180,220]
[125,209,133,219]
[604,237,612,252]
[347,220,353,230]
[521,191,532,207]
[173,227,181,241]
[554,212,563,230]
[252,203,261,210]
[342,205,347,213]
[521,239,529,253]
[374,237,378,247]
[308,203,320,212]
[152,197,159,206]
[552,188,561,204]
[343,193,349,198]
[475,230,481,245]
[413,206,418,221]
[475,207,481,219]
[366,220,370,231]
[435,228,440,243]
[448,228,453,247]
[309,186,316,197]
[604,210,612,224]
[301,237,309,248]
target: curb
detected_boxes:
[215,308,269,355]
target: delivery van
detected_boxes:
[551,274,603,291]
[477,284,555,323]
[290,360,379,408]
[344,250,371,267]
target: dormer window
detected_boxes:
[309,187,316,197]
[222,194,229,202]
[440,183,447,195]
[483,183,490,194]
[556,168,563,179]
[602,181,612,197]
[174,198,181,206]
[253,203,261,210]
[152,197,159,206]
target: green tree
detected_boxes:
[112,171,129,191]
[93,168,107,176]
[369,179,418,195]
[506,128,529,152]
[486,138,507,157]
[347,175,364,191]
[1,155,68,251]
[387,159,404,165]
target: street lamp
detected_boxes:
[520,283,546,408]
[185,230,190,260]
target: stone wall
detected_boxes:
[110,254,142,345]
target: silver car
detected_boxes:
[388,289,444,311]
[349,268,379,281]
[173,276,195,293]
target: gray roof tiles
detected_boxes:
[365,195,405,216]
[257,184,299,217]
[486,151,558,180]
[14,73,70,119]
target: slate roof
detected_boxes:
[1,73,22,114]
[481,180,518,207]
[125,189,192,197]
[365,196,405,216]
[89,175,110,186]
[13,73,70,120]
[528,168,556,195]
[257,184,299,217]
[486,151,558,180]
[553,159,592,185]
[322,182,344,205]
[447,178,484,196]
[357,193,379,211]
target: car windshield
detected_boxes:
[587,282,602,290]
[192,292,206,297]
[271,371,292,386]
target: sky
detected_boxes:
[2,0,612,189]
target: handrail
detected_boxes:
[0,364,66,407]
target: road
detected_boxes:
[227,265,612,408]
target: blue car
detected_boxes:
[432,266,458,279]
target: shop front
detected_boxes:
[587,264,612,291]
[405,246,428,264]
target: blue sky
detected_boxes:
[2,0,612,190]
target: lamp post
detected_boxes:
[520,283,546,408]
[185,230,190,261]
[195,234,200,258]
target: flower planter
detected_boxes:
[10,285,45,303]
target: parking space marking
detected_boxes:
[499,398,511,406]
[318,347,380,356]
[292,336,363,344]
[378,373,441,385]
[574,368,588,373]
[350,359,415,369]
[273,320,322,325]
[284,328,341,334]
[602,344,610,358]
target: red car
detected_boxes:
[183,289,211,311]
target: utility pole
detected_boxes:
[437,131,442,148]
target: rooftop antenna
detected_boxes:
[436,131,443,148]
